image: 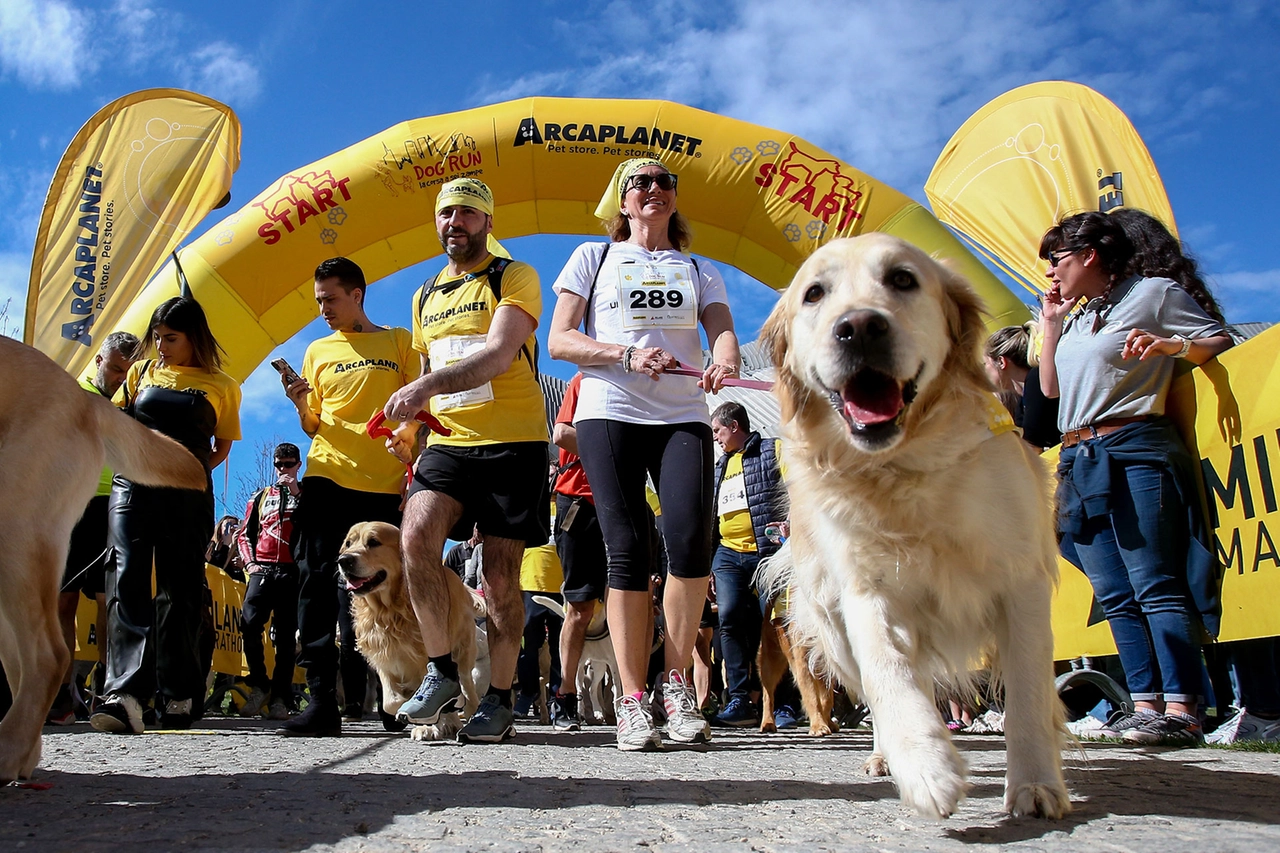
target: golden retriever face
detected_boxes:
[762,234,988,453]
[337,521,401,596]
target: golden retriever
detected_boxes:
[0,337,207,783]
[758,617,839,736]
[758,234,1068,819]
[337,521,488,741]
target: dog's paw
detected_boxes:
[760,717,777,734]
[809,721,834,737]
[1006,782,1071,819]
[863,752,890,776]
[410,724,445,741]
[889,740,969,819]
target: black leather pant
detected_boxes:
[103,478,214,704]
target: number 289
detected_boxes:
[629,289,684,309]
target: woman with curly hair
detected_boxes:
[1039,211,1232,746]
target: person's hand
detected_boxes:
[284,375,312,409]
[277,471,301,497]
[384,421,419,465]
[699,362,739,394]
[627,346,675,380]
[383,378,434,422]
[1122,329,1182,361]
[1039,285,1076,325]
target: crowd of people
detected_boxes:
[33,161,1276,753]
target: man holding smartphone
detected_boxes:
[279,257,420,737]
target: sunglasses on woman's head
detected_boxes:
[627,173,678,193]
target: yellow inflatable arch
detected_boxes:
[117,97,1029,381]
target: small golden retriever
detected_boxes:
[758,234,1068,819]
[338,521,487,741]
[0,337,206,782]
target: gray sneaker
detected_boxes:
[457,693,516,743]
[397,663,463,724]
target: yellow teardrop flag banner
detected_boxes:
[924,81,1176,296]
[107,96,1028,382]
[24,88,240,375]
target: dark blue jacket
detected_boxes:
[713,432,785,559]
[1056,417,1221,637]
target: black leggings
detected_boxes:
[575,420,714,592]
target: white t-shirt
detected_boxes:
[553,241,729,426]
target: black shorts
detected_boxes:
[63,494,110,598]
[555,493,607,602]
[408,441,550,546]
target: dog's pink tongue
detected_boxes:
[843,372,904,425]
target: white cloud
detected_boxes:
[0,0,95,89]
[178,41,262,106]
[239,341,308,423]
[479,0,1267,193]
[1211,269,1280,325]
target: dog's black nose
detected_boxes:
[833,310,889,342]
[337,553,355,571]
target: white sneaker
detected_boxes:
[1206,708,1280,744]
[661,670,711,744]
[90,693,144,734]
[615,694,663,752]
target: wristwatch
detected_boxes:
[1171,335,1192,358]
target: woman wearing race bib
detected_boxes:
[91,297,242,735]
[548,158,740,751]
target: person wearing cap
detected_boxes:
[546,158,740,751]
[235,442,304,720]
[279,257,420,737]
[383,178,549,744]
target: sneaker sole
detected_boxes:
[89,712,139,734]
[553,722,581,732]
[398,695,463,726]
[617,737,664,752]
[457,725,516,744]
[666,727,712,744]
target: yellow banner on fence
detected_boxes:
[1050,326,1280,659]
[24,89,240,375]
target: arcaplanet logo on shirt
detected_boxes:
[423,299,487,326]
[333,358,400,374]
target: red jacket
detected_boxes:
[237,485,299,570]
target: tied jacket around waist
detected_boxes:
[1055,416,1221,637]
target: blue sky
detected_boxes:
[2,0,1278,515]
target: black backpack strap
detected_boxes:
[584,242,612,330]
[482,257,536,375]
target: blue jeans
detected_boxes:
[1071,462,1203,703]
[712,546,768,700]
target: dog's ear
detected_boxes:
[938,262,992,388]
[761,294,806,425]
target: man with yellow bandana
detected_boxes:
[281,256,420,737]
[384,178,549,744]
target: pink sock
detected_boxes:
[630,691,645,703]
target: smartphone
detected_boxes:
[270,357,301,386]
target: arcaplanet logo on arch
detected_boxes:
[514,117,704,157]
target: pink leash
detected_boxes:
[664,361,774,391]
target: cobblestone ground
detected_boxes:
[4,718,1279,852]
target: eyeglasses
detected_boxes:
[1046,248,1081,268]
[626,172,678,193]
[274,460,299,470]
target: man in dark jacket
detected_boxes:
[709,402,785,727]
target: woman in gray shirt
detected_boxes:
[1038,211,1232,747]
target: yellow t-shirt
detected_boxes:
[302,327,420,494]
[411,255,547,447]
[717,452,757,553]
[80,377,114,496]
[520,543,564,593]
[115,360,242,442]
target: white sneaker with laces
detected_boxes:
[661,670,711,744]
[1206,708,1280,744]
[615,694,663,752]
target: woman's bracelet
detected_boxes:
[621,345,638,372]
[1171,335,1192,358]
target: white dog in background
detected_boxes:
[758,234,1069,820]
[532,595,620,725]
